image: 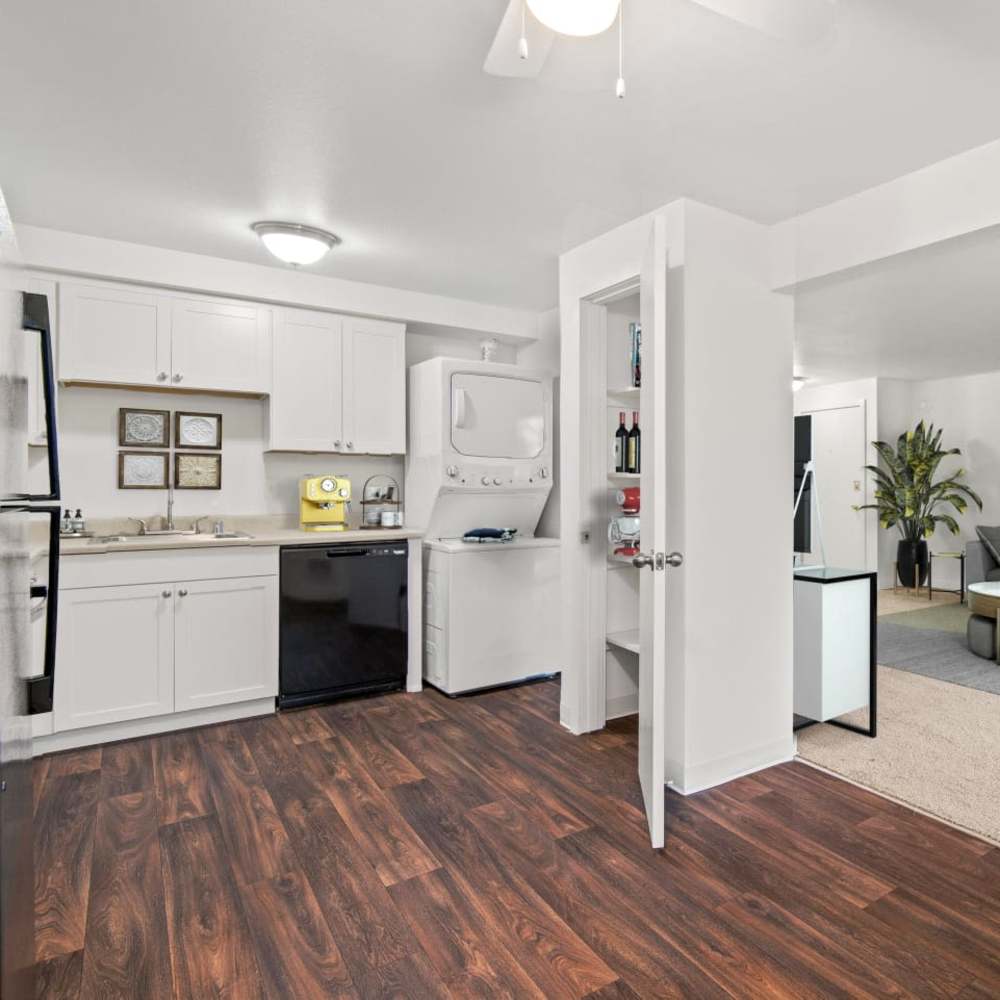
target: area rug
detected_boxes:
[796,665,1000,846]
[879,601,970,634]
[877,621,1000,695]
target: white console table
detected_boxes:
[793,567,877,739]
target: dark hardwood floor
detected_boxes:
[33,679,1000,999]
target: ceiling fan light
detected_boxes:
[251,222,341,266]
[526,0,620,37]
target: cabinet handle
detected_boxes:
[178,588,188,597]
[172,373,183,383]
[346,441,354,449]
[156,371,168,382]
[333,440,341,448]
[162,590,172,598]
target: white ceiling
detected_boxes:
[5,1,1000,311]
[794,226,1000,383]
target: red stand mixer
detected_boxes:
[608,486,640,556]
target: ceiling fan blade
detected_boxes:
[689,0,836,43]
[484,0,555,78]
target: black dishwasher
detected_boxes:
[279,543,408,708]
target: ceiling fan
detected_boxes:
[484,0,837,95]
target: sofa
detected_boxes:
[967,538,1000,588]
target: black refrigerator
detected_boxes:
[0,208,61,999]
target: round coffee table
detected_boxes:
[967,582,1000,662]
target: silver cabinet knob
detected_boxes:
[333,440,341,448]
[631,553,654,569]
[162,590,172,598]
[665,552,684,567]
[156,371,168,382]
[178,588,188,597]
[172,373,182,383]
[446,465,459,478]
[539,466,549,479]
[493,477,502,486]
[346,441,354,449]
[481,476,491,486]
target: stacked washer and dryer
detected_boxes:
[405,357,559,694]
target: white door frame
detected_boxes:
[563,276,641,736]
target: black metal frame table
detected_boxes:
[928,550,965,604]
[792,568,877,739]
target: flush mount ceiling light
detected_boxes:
[251,222,341,266]
[525,0,620,36]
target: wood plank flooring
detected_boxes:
[33,679,1000,999]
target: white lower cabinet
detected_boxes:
[55,560,278,735]
[56,584,175,731]
[174,576,278,711]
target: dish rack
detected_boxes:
[360,474,403,529]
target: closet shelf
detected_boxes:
[606,629,640,655]
[608,386,640,404]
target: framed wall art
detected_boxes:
[118,408,170,448]
[175,452,222,490]
[175,411,222,450]
[118,451,169,489]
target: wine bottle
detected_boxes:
[626,411,641,474]
[614,412,627,473]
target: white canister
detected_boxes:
[381,510,404,528]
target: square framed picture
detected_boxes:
[175,411,222,450]
[175,452,222,490]
[118,408,170,448]
[118,451,169,489]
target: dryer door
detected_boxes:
[450,373,545,459]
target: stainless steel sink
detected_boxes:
[89,535,131,544]
[142,529,198,537]
[197,531,254,540]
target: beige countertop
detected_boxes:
[57,515,421,556]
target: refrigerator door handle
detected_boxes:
[11,292,61,503]
[27,506,60,715]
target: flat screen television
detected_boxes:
[794,414,812,554]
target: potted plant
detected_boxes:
[856,421,982,588]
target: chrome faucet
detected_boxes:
[127,517,147,536]
[165,483,175,531]
[193,515,210,535]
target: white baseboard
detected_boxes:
[605,692,639,721]
[33,698,275,755]
[669,735,796,796]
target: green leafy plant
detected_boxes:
[855,421,982,542]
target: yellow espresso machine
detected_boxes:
[299,475,351,531]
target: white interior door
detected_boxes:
[801,404,867,568]
[637,216,669,849]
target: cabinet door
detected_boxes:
[59,281,170,386]
[342,318,406,454]
[268,308,343,452]
[55,584,174,731]
[170,296,272,394]
[173,575,278,711]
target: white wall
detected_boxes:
[883,372,1000,589]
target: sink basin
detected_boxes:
[89,535,131,544]
[142,529,198,537]
[200,531,254,540]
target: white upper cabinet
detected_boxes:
[268,309,405,455]
[269,308,344,452]
[59,281,171,387]
[343,317,406,455]
[58,280,271,395]
[170,296,271,394]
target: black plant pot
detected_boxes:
[897,539,929,588]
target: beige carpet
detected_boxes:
[796,665,1000,846]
